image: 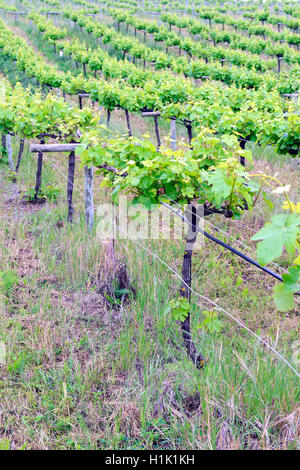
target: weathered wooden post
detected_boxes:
[171,201,205,368]
[34,139,45,202]
[125,109,132,137]
[84,166,94,231]
[67,150,76,222]
[5,135,14,171]
[141,111,161,148]
[154,115,161,148]
[185,122,193,148]
[1,134,6,157]
[277,56,283,74]
[170,118,177,151]
[15,138,25,172]
[107,109,111,126]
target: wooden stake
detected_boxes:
[6,135,14,171]
[239,137,246,166]
[180,204,205,368]
[154,115,161,148]
[125,109,132,137]
[186,124,193,148]
[34,139,45,202]
[107,109,111,126]
[15,138,25,172]
[1,133,6,157]
[170,118,177,151]
[84,166,94,231]
[67,150,75,222]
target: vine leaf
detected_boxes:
[282,265,300,293]
[252,213,300,266]
[206,169,232,207]
[169,297,190,322]
[273,283,294,312]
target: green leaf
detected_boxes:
[273,283,294,312]
[282,265,300,293]
[132,195,155,210]
[252,214,300,265]
[169,297,190,322]
[139,175,154,189]
[206,169,232,207]
[164,182,178,200]
[197,310,224,334]
[220,134,238,147]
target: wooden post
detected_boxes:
[6,135,14,171]
[277,57,283,74]
[99,105,104,125]
[107,109,111,126]
[84,166,94,231]
[125,109,132,137]
[154,115,161,148]
[141,112,161,147]
[170,118,177,150]
[34,139,45,202]
[180,203,205,368]
[186,124,193,148]
[67,150,75,222]
[1,133,6,158]
[31,143,79,153]
[239,137,246,166]
[15,138,25,172]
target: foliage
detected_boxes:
[169,296,190,322]
[196,310,224,334]
[251,176,300,311]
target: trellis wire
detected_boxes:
[161,201,284,282]
[166,197,290,275]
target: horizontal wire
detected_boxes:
[161,201,284,282]
[166,197,289,274]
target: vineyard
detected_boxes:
[0,0,299,452]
